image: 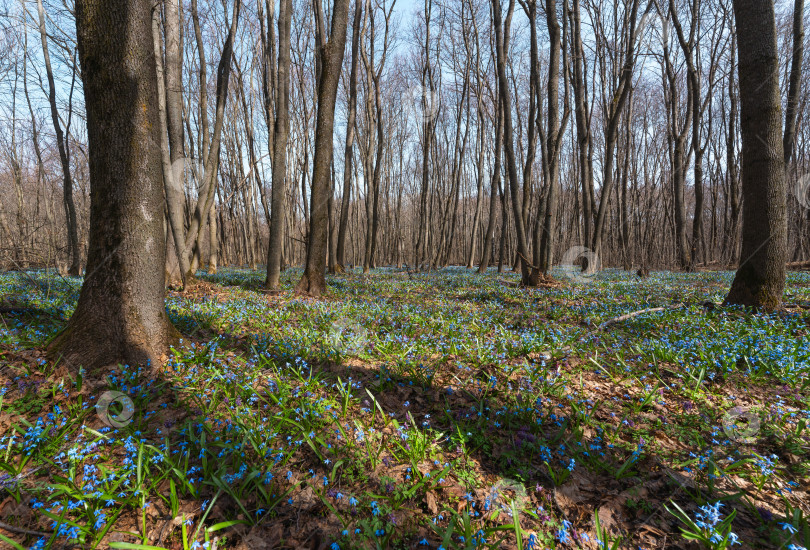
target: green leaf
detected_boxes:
[108,543,169,550]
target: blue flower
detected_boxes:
[781,523,799,534]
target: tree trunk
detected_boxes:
[48,0,177,374]
[265,0,293,290]
[336,0,363,272]
[492,0,532,284]
[37,0,80,276]
[295,0,351,296]
[783,0,804,166]
[589,0,640,273]
[209,203,218,273]
[724,0,787,310]
[479,98,503,273]
[570,0,594,265]
[538,0,565,277]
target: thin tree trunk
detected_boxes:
[265,0,292,289]
[37,0,80,275]
[783,0,804,166]
[336,0,363,272]
[492,0,532,284]
[479,98,503,273]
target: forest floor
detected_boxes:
[0,267,808,550]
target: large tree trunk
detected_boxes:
[265,0,292,290]
[295,0,351,296]
[48,0,177,374]
[724,0,787,310]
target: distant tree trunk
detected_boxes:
[726,31,741,262]
[783,0,804,167]
[163,0,185,279]
[182,0,239,282]
[209,203,218,273]
[296,0,351,296]
[336,0,363,272]
[670,0,703,270]
[467,91,486,269]
[537,0,568,276]
[265,0,292,290]
[589,0,640,273]
[479,98,503,273]
[49,0,177,374]
[497,149,510,273]
[328,158,338,271]
[154,1,190,287]
[23,26,59,269]
[569,0,595,266]
[37,0,80,276]
[724,0,786,310]
[492,0,532,285]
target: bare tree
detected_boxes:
[295,0,351,296]
[36,0,80,275]
[265,0,293,290]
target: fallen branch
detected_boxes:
[0,519,52,538]
[599,307,666,330]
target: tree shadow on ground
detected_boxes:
[0,272,800,550]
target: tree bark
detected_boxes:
[537,0,567,277]
[479,98,503,273]
[295,0,351,296]
[153,2,190,287]
[48,0,177,374]
[783,0,804,167]
[265,0,293,290]
[492,0,532,285]
[724,0,787,310]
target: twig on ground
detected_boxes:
[599,307,667,330]
[0,519,52,538]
